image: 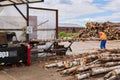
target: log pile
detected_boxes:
[79,22,120,40]
[45,49,120,80]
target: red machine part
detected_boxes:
[27,44,31,65]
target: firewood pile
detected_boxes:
[45,49,120,80]
[79,22,120,40]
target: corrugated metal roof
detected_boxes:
[0,0,44,6]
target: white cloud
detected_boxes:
[103,0,120,11]
[30,0,104,19]
[30,0,120,26]
[62,12,120,27]
[82,0,94,3]
[60,18,95,27]
[92,12,120,22]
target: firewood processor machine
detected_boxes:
[0,32,31,65]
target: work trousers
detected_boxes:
[100,40,107,49]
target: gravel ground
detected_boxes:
[66,40,120,55]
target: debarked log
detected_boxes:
[61,64,101,75]
[80,58,87,66]
[45,63,58,68]
[64,60,81,69]
[92,65,120,75]
[85,54,99,63]
[45,58,84,69]
[61,65,80,74]
[105,76,116,80]
[74,72,91,80]
[99,57,120,61]
[104,68,120,80]
[104,62,120,67]
[86,54,98,59]
[77,64,101,72]
[86,59,99,65]
[84,53,98,59]
[74,58,87,67]
[45,61,64,68]
[100,54,120,57]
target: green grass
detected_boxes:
[58,32,78,38]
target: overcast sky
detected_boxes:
[31,0,120,27]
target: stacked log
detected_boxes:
[75,72,91,80]
[104,68,120,80]
[45,49,120,80]
[79,22,120,40]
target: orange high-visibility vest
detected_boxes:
[99,32,107,40]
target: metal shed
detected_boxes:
[29,7,58,40]
[0,0,58,42]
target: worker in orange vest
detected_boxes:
[98,31,107,49]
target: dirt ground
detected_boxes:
[0,40,120,80]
